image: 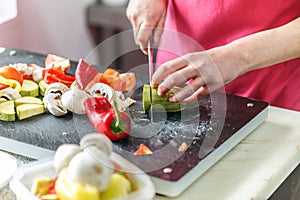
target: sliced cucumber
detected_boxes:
[0,101,15,121]
[16,103,45,120]
[20,80,39,97]
[14,96,43,107]
[142,84,181,113]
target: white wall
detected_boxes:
[0,0,96,61]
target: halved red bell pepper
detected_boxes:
[84,97,131,141]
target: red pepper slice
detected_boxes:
[44,73,74,87]
[75,59,99,90]
[43,68,75,87]
[48,177,57,194]
[0,83,9,90]
[45,69,75,82]
[84,97,131,141]
[134,143,153,155]
[22,74,33,80]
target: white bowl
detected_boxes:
[10,152,155,200]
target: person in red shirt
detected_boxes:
[126,0,300,111]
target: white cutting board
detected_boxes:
[155,106,300,200]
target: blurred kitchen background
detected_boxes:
[0,0,146,71]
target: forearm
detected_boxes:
[212,17,300,77]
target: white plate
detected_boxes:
[10,153,155,200]
[0,151,17,189]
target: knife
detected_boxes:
[148,37,157,123]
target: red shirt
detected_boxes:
[157,0,300,111]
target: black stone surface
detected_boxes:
[0,48,269,182]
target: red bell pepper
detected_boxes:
[134,143,153,156]
[43,68,75,87]
[75,59,99,90]
[84,97,131,141]
[0,83,9,90]
[48,177,57,194]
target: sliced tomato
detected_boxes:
[99,74,121,90]
[104,68,120,77]
[119,72,136,91]
[100,73,136,91]
[0,66,23,84]
[45,54,70,72]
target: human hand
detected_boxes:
[151,48,242,105]
[126,0,168,54]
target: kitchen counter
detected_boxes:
[1,106,299,199]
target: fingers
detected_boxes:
[152,56,189,88]
[168,76,206,102]
[136,22,154,55]
[126,0,167,54]
[152,56,223,105]
[153,13,166,46]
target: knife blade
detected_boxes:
[148,37,157,123]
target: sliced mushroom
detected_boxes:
[53,144,82,173]
[0,87,21,101]
[45,82,70,96]
[88,83,115,102]
[43,93,68,116]
[114,91,136,111]
[67,147,114,191]
[80,133,112,156]
[61,86,90,114]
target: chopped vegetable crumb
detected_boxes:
[134,144,153,155]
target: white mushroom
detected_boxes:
[61,86,90,114]
[45,82,70,96]
[0,87,21,101]
[67,147,114,191]
[88,83,135,111]
[80,133,112,156]
[53,144,82,173]
[43,93,68,116]
[88,83,115,102]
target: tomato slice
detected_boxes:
[104,68,120,77]
[119,72,136,91]
[45,54,70,72]
[99,74,120,90]
[0,66,23,84]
